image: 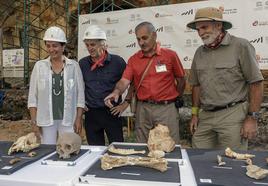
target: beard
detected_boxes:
[202,30,221,45]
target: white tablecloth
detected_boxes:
[0,146,106,186]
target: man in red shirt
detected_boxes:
[105,22,185,143]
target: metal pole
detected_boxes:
[23,0,30,86]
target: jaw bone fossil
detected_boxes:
[108,145,146,155]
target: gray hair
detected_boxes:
[98,39,107,50]
[135,21,156,34]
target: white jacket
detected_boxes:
[28,56,85,127]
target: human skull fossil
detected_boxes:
[8,132,40,155]
[56,132,82,159]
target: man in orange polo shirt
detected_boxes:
[104,21,185,143]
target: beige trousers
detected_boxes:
[192,101,249,150]
[135,101,180,144]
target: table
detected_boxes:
[74,143,197,186]
[0,145,106,186]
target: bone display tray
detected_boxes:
[80,158,180,185]
[187,149,268,186]
[41,149,90,166]
[0,141,55,175]
[106,142,182,160]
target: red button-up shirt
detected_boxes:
[123,44,185,101]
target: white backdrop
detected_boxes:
[78,0,268,69]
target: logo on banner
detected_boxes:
[254,1,268,11]
[108,45,119,49]
[160,43,172,48]
[184,39,199,47]
[164,26,174,33]
[126,42,136,48]
[155,12,173,18]
[156,26,164,32]
[218,6,238,14]
[106,29,117,37]
[183,56,192,62]
[250,37,263,44]
[82,19,91,25]
[129,14,143,22]
[256,54,268,64]
[106,17,119,24]
[82,19,97,25]
[128,29,134,34]
[128,26,174,34]
[180,9,194,16]
[252,20,268,26]
[184,26,195,33]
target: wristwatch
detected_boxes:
[247,112,260,120]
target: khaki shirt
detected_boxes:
[189,33,263,110]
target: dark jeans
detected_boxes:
[84,107,124,145]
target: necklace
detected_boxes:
[51,67,64,96]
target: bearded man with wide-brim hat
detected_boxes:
[187,7,263,150]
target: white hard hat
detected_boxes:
[43,26,67,43]
[83,25,107,40]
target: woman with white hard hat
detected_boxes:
[28,26,85,144]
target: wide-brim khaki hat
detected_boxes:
[187,7,232,30]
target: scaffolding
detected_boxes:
[0,0,199,87]
[0,0,81,86]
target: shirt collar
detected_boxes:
[137,42,161,58]
[220,32,231,46]
[47,55,73,65]
[202,32,231,50]
[88,51,111,65]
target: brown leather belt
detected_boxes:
[205,100,245,112]
[141,99,176,105]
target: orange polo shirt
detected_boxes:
[123,44,185,101]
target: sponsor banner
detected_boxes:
[78,0,268,69]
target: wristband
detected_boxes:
[192,107,199,115]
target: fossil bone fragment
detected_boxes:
[9,158,21,165]
[246,158,253,165]
[108,145,146,155]
[225,147,255,160]
[8,132,40,155]
[147,124,175,153]
[101,154,168,172]
[246,165,268,180]
[28,151,37,157]
[56,132,82,159]
[148,150,165,158]
[217,155,226,166]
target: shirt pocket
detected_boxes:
[67,78,75,90]
[214,62,243,95]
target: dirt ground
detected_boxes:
[0,119,134,145]
[0,119,89,144]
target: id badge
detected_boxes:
[155,64,167,73]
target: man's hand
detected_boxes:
[240,117,258,140]
[104,91,120,108]
[110,101,129,116]
[189,115,199,135]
